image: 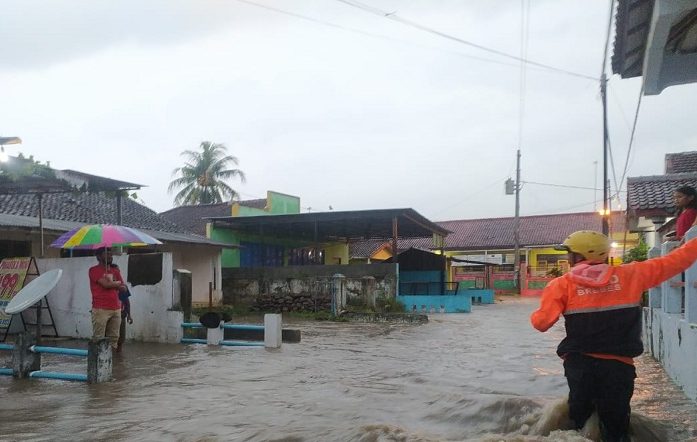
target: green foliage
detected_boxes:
[0,153,56,181]
[623,235,649,263]
[546,267,563,277]
[376,296,406,313]
[168,141,246,206]
[286,311,336,321]
[192,304,245,320]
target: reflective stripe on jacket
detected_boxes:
[530,238,697,357]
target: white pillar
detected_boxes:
[661,241,682,314]
[207,321,224,345]
[648,246,662,308]
[264,314,282,349]
[685,227,697,323]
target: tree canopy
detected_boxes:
[168,142,246,206]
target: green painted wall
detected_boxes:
[267,191,300,214]
[233,191,301,217]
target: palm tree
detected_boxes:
[168,141,246,206]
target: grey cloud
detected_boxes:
[0,0,250,70]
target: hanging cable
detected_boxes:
[615,83,645,201]
[233,0,568,72]
[518,0,530,151]
[336,0,598,81]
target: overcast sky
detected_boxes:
[2,0,696,221]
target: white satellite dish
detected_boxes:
[3,269,63,315]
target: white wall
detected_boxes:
[17,253,184,344]
[643,308,697,402]
[168,243,222,306]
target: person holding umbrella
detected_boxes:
[51,224,163,351]
[89,247,127,350]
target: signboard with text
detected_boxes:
[0,258,32,328]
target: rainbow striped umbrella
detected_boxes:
[50,224,163,249]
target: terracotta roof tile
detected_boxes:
[0,193,188,234]
[665,152,697,174]
[627,173,697,213]
[352,211,626,253]
[160,203,232,236]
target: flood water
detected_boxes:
[2,298,697,441]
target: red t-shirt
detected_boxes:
[88,265,123,310]
[676,208,697,239]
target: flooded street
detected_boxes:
[2,298,697,441]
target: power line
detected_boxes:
[616,83,644,200]
[234,0,541,71]
[336,0,599,81]
[518,0,530,151]
[526,198,606,216]
[523,180,627,192]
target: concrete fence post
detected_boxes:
[685,227,697,323]
[264,314,282,349]
[362,276,376,309]
[332,274,346,315]
[207,322,224,345]
[648,246,662,308]
[12,332,40,378]
[87,338,112,384]
[661,241,682,314]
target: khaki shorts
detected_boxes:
[92,308,121,349]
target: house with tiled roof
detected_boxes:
[627,152,697,242]
[0,156,227,306]
[350,211,636,294]
[159,191,285,237]
[160,190,302,268]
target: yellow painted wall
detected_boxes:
[324,242,349,265]
[528,248,567,267]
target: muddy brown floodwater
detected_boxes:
[2,298,696,441]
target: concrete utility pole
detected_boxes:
[506,150,522,289]
[601,73,610,235]
[513,149,521,288]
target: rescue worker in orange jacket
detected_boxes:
[531,230,697,442]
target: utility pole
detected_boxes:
[506,150,522,289]
[593,161,598,211]
[601,73,610,235]
[513,149,521,289]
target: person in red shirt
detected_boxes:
[531,230,697,442]
[89,247,127,350]
[673,185,697,241]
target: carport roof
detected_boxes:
[207,208,450,242]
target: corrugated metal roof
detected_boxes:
[612,0,654,78]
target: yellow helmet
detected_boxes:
[557,230,610,262]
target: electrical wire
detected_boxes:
[616,83,644,201]
[335,0,599,81]
[234,0,541,71]
[523,181,627,192]
[518,0,530,152]
[526,198,606,216]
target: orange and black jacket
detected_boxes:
[531,238,697,358]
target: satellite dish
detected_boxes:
[4,269,63,315]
